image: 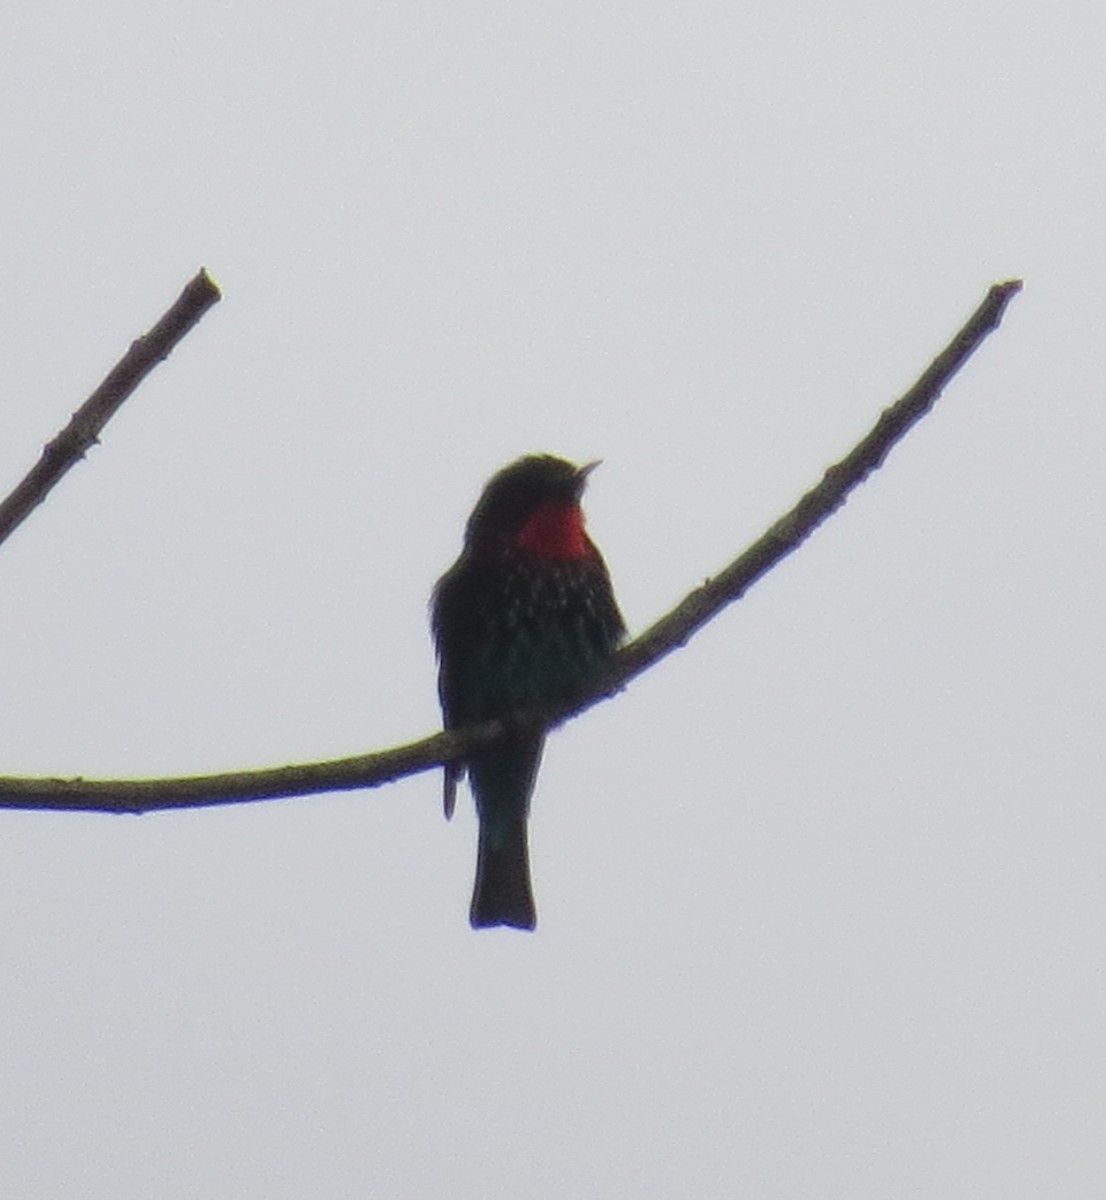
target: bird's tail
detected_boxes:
[471,810,536,930]
[468,736,542,930]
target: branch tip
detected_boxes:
[0,270,223,549]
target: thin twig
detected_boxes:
[0,279,1022,814]
[0,269,222,548]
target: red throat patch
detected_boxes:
[515,501,589,561]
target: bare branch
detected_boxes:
[0,269,222,548]
[612,278,1024,687]
[0,279,1022,814]
[0,734,458,814]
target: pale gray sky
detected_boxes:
[0,3,1101,1196]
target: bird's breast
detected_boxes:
[514,501,589,561]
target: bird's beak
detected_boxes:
[574,459,601,496]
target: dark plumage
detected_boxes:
[432,455,625,929]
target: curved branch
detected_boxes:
[0,279,1022,814]
[614,278,1023,686]
[0,269,222,548]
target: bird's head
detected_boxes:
[464,454,600,561]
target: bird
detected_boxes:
[432,454,625,929]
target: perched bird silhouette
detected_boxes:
[432,455,625,929]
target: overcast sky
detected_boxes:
[0,3,1102,1197]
